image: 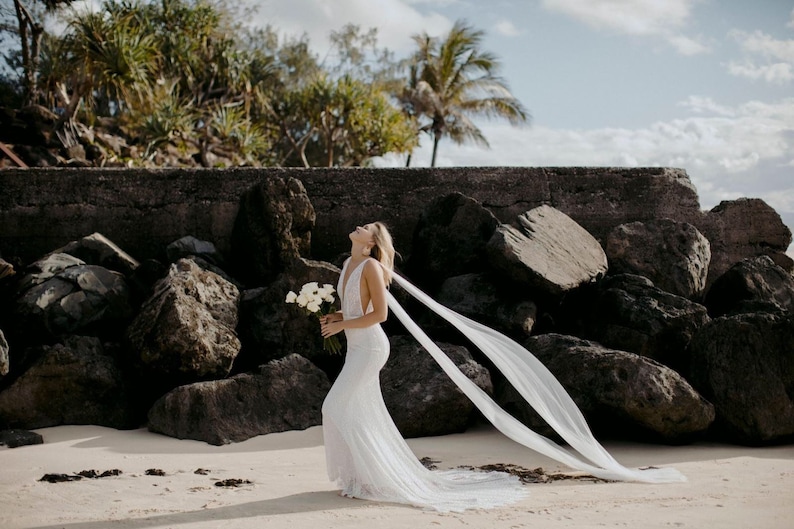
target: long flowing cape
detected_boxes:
[386,272,685,483]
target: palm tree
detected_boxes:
[410,20,529,167]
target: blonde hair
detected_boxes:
[370,221,395,285]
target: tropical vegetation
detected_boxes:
[0,0,528,168]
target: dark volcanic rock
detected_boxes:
[405,192,499,291]
[0,429,43,448]
[15,253,133,340]
[499,334,714,442]
[704,255,794,317]
[52,232,139,277]
[381,335,492,438]
[236,258,341,369]
[147,354,330,445]
[606,219,711,299]
[687,311,794,444]
[125,259,240,382]
[560,274,710,369]
[487,205,608,297]
[231,177,315,285]
[166,236,225,267]
[436,273,537,338]
[697,198,793,286]
[0,336,136,429]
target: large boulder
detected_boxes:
[14,253,132,340]
[51,232,139,277]
[125,259,240,383]
[405,192,499,291]
[498,334,714,442]
[560,274,710,370]
[704,255,794,317]
[147,354,330,445]
[231,177,315,286]
[236,258,341,371]
[436,273,537,338]
[165,235,225,267]
[687,312,794,444]
[381,335,492,438]
[697,198,793,285]
[606,219,711,299]
[0,336,136,429]
[486,205,608,297]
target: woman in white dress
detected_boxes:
[320,222,684,512]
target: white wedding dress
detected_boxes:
[322,258,684,512]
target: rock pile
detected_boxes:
[0,177,792,447]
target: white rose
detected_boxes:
[301,282,319,295]
[306,301,321,313]
[285,291,297,303]
[296,293,309,307]
[323,294,335,303]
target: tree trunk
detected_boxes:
[431,134,440,167]
[405,152,412,167]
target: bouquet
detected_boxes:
[286,282,343,354]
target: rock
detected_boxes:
[704,256,794,317]
[147,354,330,445]
[436,273,537,338]
[499,334,714,442]
[52,232,139,276]
[15,254,133,340]
[231,177,315,285]
[0,429,43,448]
[236,258,342,370]
[559,274,710,370]
[0,336,136,429]
[0,256,14,280]
[697,198,793,286]
[0,329,7,377]
[687,312,794,444]
[606,219,711,299]
[405,193,499,291]
[166,236,225,266]
[126,259,241,382]
[381,335,493,438]
[486,205,608,297]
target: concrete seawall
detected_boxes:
[0,166,705,265]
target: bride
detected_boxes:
[319,222,684,512]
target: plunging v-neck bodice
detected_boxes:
[338,258,371,318]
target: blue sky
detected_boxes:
[254,0,794,256]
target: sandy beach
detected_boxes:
[1,424,793,529]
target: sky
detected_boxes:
[251,0,794,257]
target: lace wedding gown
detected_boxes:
[322,258,685,512]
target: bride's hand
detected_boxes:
[320,312,343,324]
[321,319,344,338]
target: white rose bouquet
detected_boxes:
[286,282,342,354]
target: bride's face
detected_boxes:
[350,223,375,245]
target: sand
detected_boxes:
[1,424,793,529]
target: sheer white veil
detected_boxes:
[386,271,686,483]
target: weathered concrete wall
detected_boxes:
[0,166,705,266]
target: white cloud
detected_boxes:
[494,20,521,37]
[380,97,794,216]
[726,61,794,84]
[727,29,794,84]
[541,0,709,55]
[677,95,736,117]
[248,0,452,53]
